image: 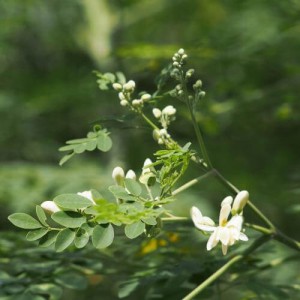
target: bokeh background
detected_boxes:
[1,1,299,299]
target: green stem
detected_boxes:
[274,230,300,252]
[140,112,159,130]
[172,170,214,196]
[180,72,213,169]
[183,235,271,300]
[245,223,273,235]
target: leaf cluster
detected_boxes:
[58,127,112,165]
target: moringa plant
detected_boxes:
[8,49,300,299]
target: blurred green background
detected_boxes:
[1,0,300,299]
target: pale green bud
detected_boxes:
[152,108,162,118]
[112,166,125,186]
[141,93,151,101]
[112,83,123,91]
[178,48,185,55]
[232,191,249,215]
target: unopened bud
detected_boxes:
[126,170,136,180]
[77,191,96,204]
[123,80,135,91]
[120,100,128,107]
[173,61,179,67]
[152,108,162,118]
[112,83,123,91]
[132,99,141,107]
[162,105,176,116]
[112,166,125,186]
[178,48,185,55]
[41,201,61,214]
[118,92,126,101]
[232,191,249,215]
[141,93,151,101]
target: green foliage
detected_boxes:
[8,213,43,230]
[92,224,114,249]
[59,127,112,165]
[53,194,94,210]
[95,71,126,90]
[124,221,145,239]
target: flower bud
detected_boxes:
[112,166,125,186]
[118,92,126,101]
[232,191,249,215]
[77,190,96,204]
[152,129,160,141]
[41,201,61,214]
[173,61,179,67]
[120,100,128,107]
[152,108,162,118]
[123,80,135,91]
[112,83,123,91]
[186,69,194,78]
[178,48,185,55]
[141,93,151,101]
[132,99,141,107]
[162,105,176,116]
[182,54,188,60]
[126,169,136,180]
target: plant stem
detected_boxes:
[172,170,214,196]
[183,235,271,300]
[274,230,300,252]
[180,72,213,169]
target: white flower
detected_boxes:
[126,169,136,180]
[139,158,156,186]
[112,166,125,186]
[41,201,61,214]
[191,197,248,255]
[232,190,249,215]
[77,190,96,205]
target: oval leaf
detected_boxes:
[92,224,114,249]
[51,211,86,228]
[39,231,58,247]
[97,135,112,152]
[36,205,48,227]
[8,213,43,229]
[54,194,93,210]
[26,228,49,241]
[124,179,142,196]
[55,228,75,252]
[74,231,90,249]
[124,221,145,239]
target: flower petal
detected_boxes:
[190,206,202,223]
[207,229,219,251]
[239,232,249,241]
[218,227,230,246]
[222,243,228,255]
[221,196,233,207]
[219,204,231,225]
[227,215,243,231]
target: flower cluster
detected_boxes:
[191,191,249,255]
[152,105,176,145]
[172,48,188,69]
[112,80,151,110]
[112,158,156,188]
